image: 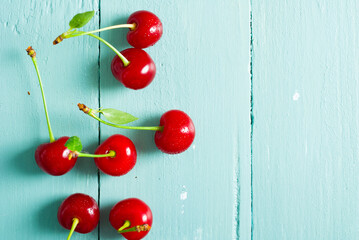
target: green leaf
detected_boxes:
[65,136,83,152]
[100,108,138,125]
[69,11,95,29]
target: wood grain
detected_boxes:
[0,0,249,239]
[0,1,99,239]
[252,0,359,239]
[98,1,249,239]
[4,0,357,239]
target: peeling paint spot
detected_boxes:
[180,186,187,214]
[194,228,203,240]
[181,185,187,200]
[180,191,188,200]
[12,24,20,34]
[292,92,300,101]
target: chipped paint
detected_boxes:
[292,92,300,101]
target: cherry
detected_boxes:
[126,10,163,49]
[78,104,196,154]
[111,48,156,90]
[155,110,195,154]
[54,10,162,49]
[58,193,99,240]
[94,134,137,176]
[27,47,77,176]
[35,137,77,176]
[64,134,137,177]
[110,198,153,240]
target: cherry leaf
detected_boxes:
[69,11,95,29]
[100,108,138,125]
[65,136,83,152]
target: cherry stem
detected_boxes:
[85,33,130,67]
[54,31,130,66]
[118,220,131,232]
[68,23,136,38]
[68,150,116,160]
[78,103,163,131]
[67,218,79,240]
[54,29,130,67]
[26,47,55,143]
[118,224,151,234]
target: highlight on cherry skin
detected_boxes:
[53,10,162,48]
[57,193,99,240]
[110,198,153,240]
[77,103,195,154]
[26,46,78,176]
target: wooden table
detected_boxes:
[1,0,357,239]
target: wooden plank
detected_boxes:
[252,0,359,239]
[0,1,100,239]
[99,0,250,239]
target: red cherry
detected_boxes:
[110,198,153,240]
[111,48,156,90]
[94,134,137,176]
[35,136,77,176]
[57,193,99,234]
[155,110,195,154]
[127,10,163,49]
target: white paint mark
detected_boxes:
[181,186,187,214]
[180,191,188,200]
[192,144,196,150]
[181,185,187,200]
[293,92,300,101]
[194,228,203,240]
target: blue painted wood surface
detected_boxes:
[0,0,249,239]
[6,0,357,239]
[252,0,359,239]
[1,1,100,239]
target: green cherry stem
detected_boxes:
[69,23,136,38]
[118,220,131,232]
[26,46,55,143]
[53,30,130,67]
[78,103,164,132]
[85,33,130,67]
[67,218,79,240]
[68,150,116,160]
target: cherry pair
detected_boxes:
[58,193,152,240]
[38,134,136,176]
[26,47,137,176]
[54,10,163,90]
[78,103,195,155]
[27,47,195,176]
